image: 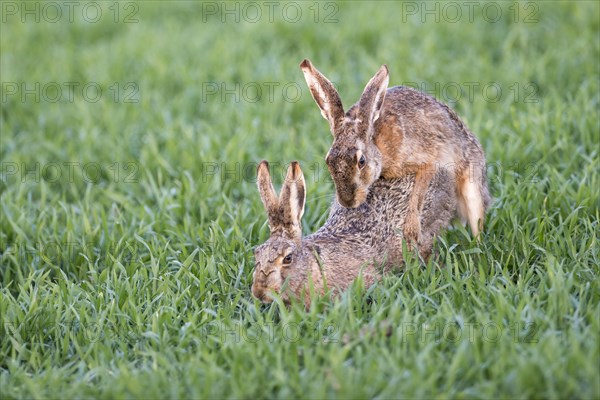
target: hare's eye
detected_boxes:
[358,154,366,169]
[282,254,293,265]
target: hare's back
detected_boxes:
[384,85,445,113]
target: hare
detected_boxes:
[251,160,457,306]
[300,59,491,247]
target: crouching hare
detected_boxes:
[251,160,457,306]
[300,59,491,247]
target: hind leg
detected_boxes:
[458,169,486,238]
[403,167,434,247]
[465,180,485,237]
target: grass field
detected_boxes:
[1,1,599,398]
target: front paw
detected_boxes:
[403,216,422,248]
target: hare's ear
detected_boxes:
[300,59,345,134]
[279,161,306,239]
[257,161,280,230]
[358,65,389,130]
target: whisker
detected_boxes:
[306,192,335,202]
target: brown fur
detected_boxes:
[300,59,492,246]
[252,161,457,307]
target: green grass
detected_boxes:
[1,1,599,398]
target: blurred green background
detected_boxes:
[1,1,599,398]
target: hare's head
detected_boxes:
[252,161,310,303]
[300,59,389,208]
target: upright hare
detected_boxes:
[251,160,457,306]
[300,59,491,246]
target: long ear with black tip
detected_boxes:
[278,161,306,240]
[256,160,280,230]
[358,65,389,133]
[300,59,345,134]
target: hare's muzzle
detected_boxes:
[337,183,370,209]
[255,291,275,304]
[337,192,362,208]
[251,278,265,301]
[251,278,275,303]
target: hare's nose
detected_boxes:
[261,269,274,277]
